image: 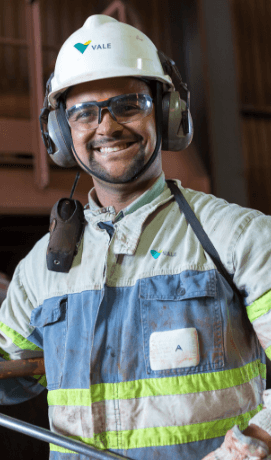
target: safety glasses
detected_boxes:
[66,93,153,131]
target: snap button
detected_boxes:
[177,288,186,296]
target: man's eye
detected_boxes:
[123,105,138,111]
[118,104,139,116]
[75,109,96,121]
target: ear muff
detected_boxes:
[161,91,193,151]
[158,50,194,152]
[40,72,77,168]
[47,101,77,168]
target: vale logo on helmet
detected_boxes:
[74,40,111,54]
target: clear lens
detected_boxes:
[112,94,152,122]
[67,105,98,126]
[66,93,153,131]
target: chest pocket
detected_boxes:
[139,269,224,376]
[30,297,68,390]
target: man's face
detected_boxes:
[66,77,158,183]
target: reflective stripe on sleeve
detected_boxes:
[0,322,46,385]
[246,290,271,323]
[0,321,42,351]
[248,308,271,350]
[246,290,271,352]
[265,345,271,360]
[33,374,47,387]
[0,346,10,361]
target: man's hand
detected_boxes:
[243,424,271,452]
[202,425,270,460]
[203,391,271,459]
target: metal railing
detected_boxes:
[0,413,130,459]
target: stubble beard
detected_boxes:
[86,144,147,184]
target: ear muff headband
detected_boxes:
[158,50,193,151]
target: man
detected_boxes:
[1,14,271,460]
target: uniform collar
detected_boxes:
[84,174,177,256]
[86,172,166,222]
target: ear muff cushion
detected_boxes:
[161,93,170,151]
[162,91,193,151]
[48,102,77,168]
[57,101,73,152]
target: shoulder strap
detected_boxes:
[166,180,241,298]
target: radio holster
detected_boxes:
[46,198,85,273]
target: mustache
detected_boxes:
[87,135,142,150]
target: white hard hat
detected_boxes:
[48,14,173,108]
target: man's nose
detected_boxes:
[96,108,123,136]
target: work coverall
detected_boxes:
[0,173,271,459]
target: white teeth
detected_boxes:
[99,143,130,153]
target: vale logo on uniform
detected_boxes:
[150,249,177,259]
[150,249,163,259]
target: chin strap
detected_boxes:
[70,171,80,198]
[70,81,163,184]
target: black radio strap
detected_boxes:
[166,180,241,298]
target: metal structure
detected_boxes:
[0,357,45,379]
[0,413,130,459]
[102,0,127,23]
[25,0,49,188]
[0,0,49,188]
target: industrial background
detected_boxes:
[0,0,270,458]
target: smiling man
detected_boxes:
[1,13,271,460]
[65,77,160,212]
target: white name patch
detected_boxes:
[149,328,200,371]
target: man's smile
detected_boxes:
[94,141,137,154]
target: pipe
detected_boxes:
[0,413,129,459]
[0,357,45,379]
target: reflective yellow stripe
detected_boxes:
[246,289,271,323]
[265,345,271,360]
[33,374,47,387]
[0,347,10,361]
[0,346,45,385]
[48,360,266,406]
[50,405,262,452]
[0,321,42,351]
[47,379,262,437]
[48,388,92,406]
[0,323,45,383]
